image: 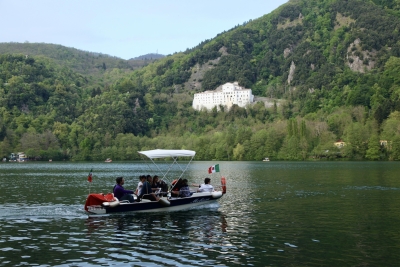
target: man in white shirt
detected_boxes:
[135,175,146,195]
[198,178,214,192]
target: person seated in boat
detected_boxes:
[179,179,191,197]
[197,177,214,192]
[135,175,146,195]
[139,175,159,201]
[151,175,160,189]
[170,178,183,197]
[152,175,168,195]
[113,177,135,203]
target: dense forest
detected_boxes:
[2,0,400,161]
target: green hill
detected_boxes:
[2,0,400,161]
[0,42,133,74]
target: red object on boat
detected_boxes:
[84,193,115,212]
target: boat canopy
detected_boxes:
[138,149,196,159]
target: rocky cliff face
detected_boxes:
[184,46,228,91]
[288,61,296,85]
[346,38,376,73]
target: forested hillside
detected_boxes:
[0,43,159,86]
[2,0,400,161]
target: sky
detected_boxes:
[1,0,288,59]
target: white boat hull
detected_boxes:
[85,191,223,215]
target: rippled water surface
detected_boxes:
[1,161,400,266]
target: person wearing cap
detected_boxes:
[113,177,135,203]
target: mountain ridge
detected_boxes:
[0,42,163,76]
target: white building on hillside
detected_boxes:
[192,82,254,111]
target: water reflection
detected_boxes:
[83,209,232,266]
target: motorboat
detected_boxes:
[263,157,270,161]
[104,158,112,163]
[84,149,226,215]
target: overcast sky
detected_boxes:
[1,0,288,59]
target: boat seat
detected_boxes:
[140,194,157,202]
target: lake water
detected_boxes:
[0,161,400,266]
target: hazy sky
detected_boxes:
[1,0,288,59]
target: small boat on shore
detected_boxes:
[263,157,270,161]
[85,149,226,215]
[104,158,112,163]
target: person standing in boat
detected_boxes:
[113,177,135,202]
[197,178,214,192]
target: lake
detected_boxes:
[0,161,400,266]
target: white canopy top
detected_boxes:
[138,149,196,159]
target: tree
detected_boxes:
[344,122,370,159]
[381,111,400,141]
[233,143,245,160]
[0,137,12,158]
[390,136,400,160]
[365,134,381,160]
[278,135,300,160]
[249,129,268,160]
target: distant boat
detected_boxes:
[17,152,28,162]
[105,158,112,163]
[263,157,270,162]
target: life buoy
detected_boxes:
[221,177,226,194]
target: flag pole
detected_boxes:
[208,163,223,191]
[87,168,93,195]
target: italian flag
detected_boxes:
[208,164,220,174]
[87,169,93,183]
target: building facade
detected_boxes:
[192,82,254,111]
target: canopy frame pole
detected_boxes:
[141,155,195,190]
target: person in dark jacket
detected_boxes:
[152,175,168,195]
[113,177,134,203]
[139,176,159,201]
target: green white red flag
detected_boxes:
[208,164,220,174]
[87,169,93,183]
